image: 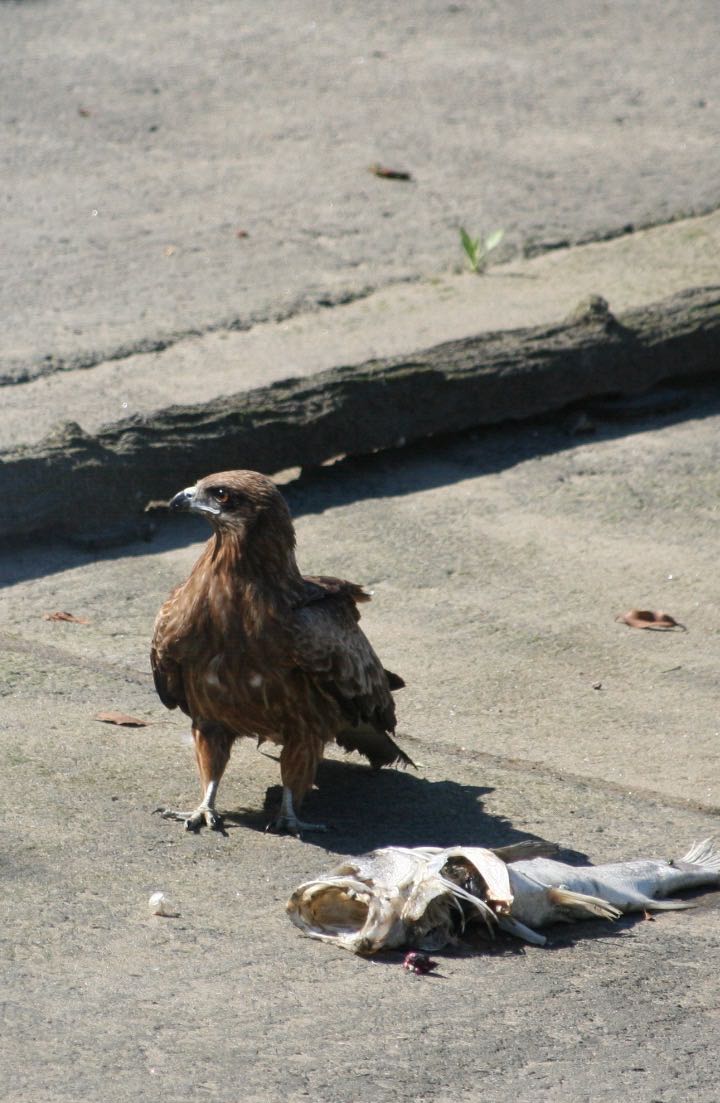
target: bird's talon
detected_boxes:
[154,804,222,831]
[154,807,192,823]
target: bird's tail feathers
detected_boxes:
[384,668,406,691]
[336,725,416,770]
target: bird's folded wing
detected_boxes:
[151,598,191,714]
[297,575,371,611]
[150,643,189,714]
[290,588,397,732]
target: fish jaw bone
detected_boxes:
[286,876,411,955]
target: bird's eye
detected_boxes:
[212,488,230,505]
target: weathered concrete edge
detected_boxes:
[1,285,718,545]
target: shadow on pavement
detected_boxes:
[220,756,585,862]
[4,377,720,588]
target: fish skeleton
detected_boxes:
[286,838,720,954]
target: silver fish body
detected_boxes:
[503,838,720,941]
[287,838,720,954]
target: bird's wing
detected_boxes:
[290,578,398,733]
[150,600,190,715]
[297,575,372,611]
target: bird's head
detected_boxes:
[170,470,295,547]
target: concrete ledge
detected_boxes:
[3,210,720,452]
[2,284,718,544]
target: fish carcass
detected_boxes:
[286,838,720,954]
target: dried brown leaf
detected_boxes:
[368,162,412,181]
[43,611,90,624]
[95,711,149,727]
[615,609,685,631]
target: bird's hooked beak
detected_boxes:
[169,486,221,516]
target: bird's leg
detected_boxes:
[270,737,327,836]
[274,786,327,836]
[187,723,233,830]
[156,723,232,832]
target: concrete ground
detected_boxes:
[3,0,720,380]
[3,2,720,1100]
[3,387,720,1102]
[3,209,719,452]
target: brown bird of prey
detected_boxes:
[151,470,412,835]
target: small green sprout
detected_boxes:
[459,227,504,273]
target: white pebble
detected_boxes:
[148,891,173,917]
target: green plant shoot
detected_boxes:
[459,227,504,273]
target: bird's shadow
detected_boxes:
[222,755,583,862]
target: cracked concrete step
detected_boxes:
[1,280,719,544]
[2,210,720,452]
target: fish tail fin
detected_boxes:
[673,838,720,874]
[547,887,622,922]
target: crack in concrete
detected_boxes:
[430,738,720,820]
[7,204,720,388]
[6,631,718,820]
[0,280,414,387]
[1,632,152,686]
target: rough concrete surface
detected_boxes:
[3,2,720,1100]
[3,388,720,1102]
[4,284,718,546]
[3,0,720,376]
[3,211,720,451]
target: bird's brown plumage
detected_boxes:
[151,469,411,833]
